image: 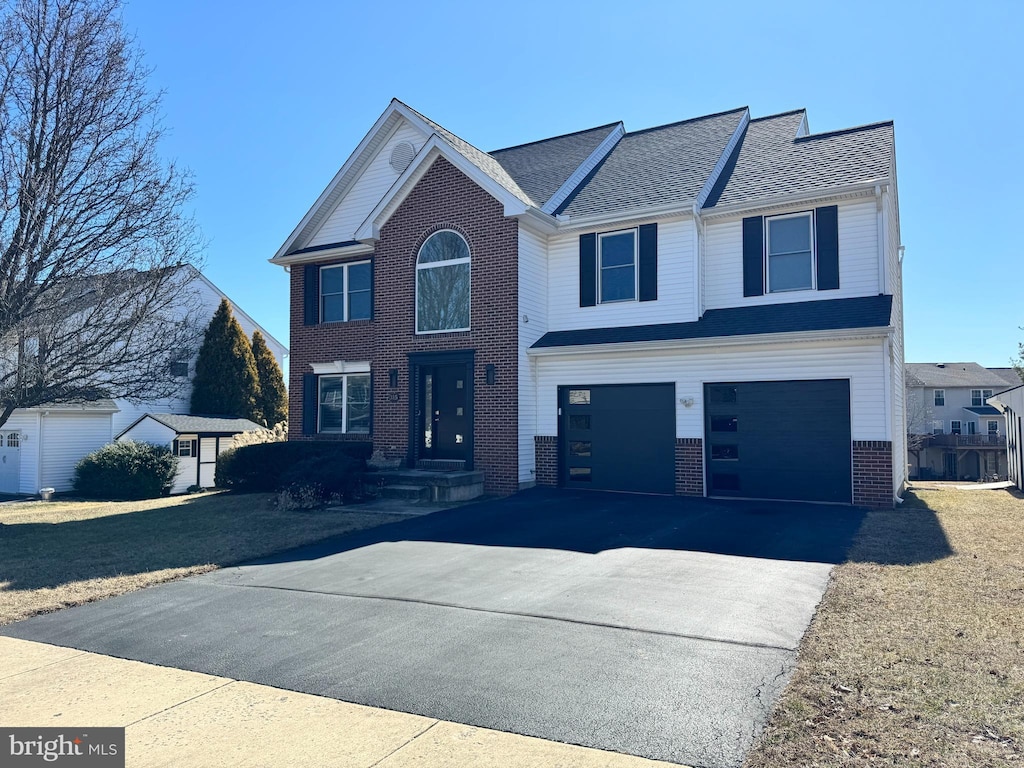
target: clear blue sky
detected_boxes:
[122,0,1022,367]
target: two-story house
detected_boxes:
[0,266,288,494]
[273,99,905,508]
[906,362,1020,480]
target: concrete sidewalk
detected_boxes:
[0,637,683,768]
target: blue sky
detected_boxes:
[122,0,1022,366]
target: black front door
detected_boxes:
[419,364,470,460]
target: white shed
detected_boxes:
[116,414,265,494]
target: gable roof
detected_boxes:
[117,413,265,438]
[704,111,895,209]
[905,363,1017,389]
[531,294,892,350]
[555,108,749,217]
[489,123,622,209]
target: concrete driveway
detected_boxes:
[1,488,865,768]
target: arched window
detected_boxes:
[416,230,470,333]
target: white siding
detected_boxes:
[532,338,889,441]
[885,186,907,492]
[704,198,880,310]
[308,121,427,247]
[118,418,176,447]
[40,412,114,491]
[170,433,198,494]
[517,226,549,485]
[6,412,40,494]
[547,217,697,331]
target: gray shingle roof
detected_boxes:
[531,295,892,349]
[553,108,748,217]
[400,102,537,207]
[138,414,265,435]
[704,111,894,208]
[905,363,1017,389]
[489,123,621,208]
[988,367,1022,387]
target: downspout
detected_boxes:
[692,204,704,319]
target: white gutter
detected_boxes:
[699,179,890,220]
[527,325,893,357]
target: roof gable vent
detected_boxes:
[389,141,416,174]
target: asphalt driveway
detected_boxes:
[1,488,865,768]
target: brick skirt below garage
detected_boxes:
[675,438,704,496]
[535,436,557,487]
[853,440,894,509]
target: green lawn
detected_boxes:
[0,492,411,625]
[745,487,1024,766]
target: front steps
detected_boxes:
[371,469,484,503]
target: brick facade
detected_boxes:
[852,440,894,509]
[534,436,557,487]
[675,438,704,496]
[289,157,519,495]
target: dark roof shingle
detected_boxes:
[554,108,748,217]
[704,112,894,208]
[489,124,621,208]
[531,295,892,349]
[126,414,266,436]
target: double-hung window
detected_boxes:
[934,389,945,407]
[318,374,370,434]
[988,420,999,435]
[320,261,372,322]
[598,229,637,303]
[971,389,993,407]
[950,420,962,435]
[766,213,814,293]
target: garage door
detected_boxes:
[704,380,851,503]
[559,384,675,494]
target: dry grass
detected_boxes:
[745,487,1024,767]
[0,492,411,626]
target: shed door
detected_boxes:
[704,380,852,503]
[559,384,675,494]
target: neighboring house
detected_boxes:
[272,99,905,508]
[0,266,287,494]
[905,362,1020,480]
[989,384,1024,491]
[116,414,265,494]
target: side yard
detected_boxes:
[746,487,1024,766]
[0,492,411,625]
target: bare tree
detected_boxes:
[0,0,202,428]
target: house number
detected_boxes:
[386,393,401,403]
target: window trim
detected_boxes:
[175,439,194,458]
[317,373,371,435]
[765,211,816,294]
[415,230,471,335]
[934,389,945,406]
[320,260,372,323]
[950,419,962,435]
[988,420,999,435]
[597,227,639,304]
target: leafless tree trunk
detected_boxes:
[0,0,203,429]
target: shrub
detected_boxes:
[74,441,179,500]
[278,453,362,504]
[215,441,371,494]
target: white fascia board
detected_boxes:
[354,135,533,241]
[541,123,625,215]
[700,180,889,220]
[515,207,558,236]
[695,108,750,210]
[526,326,893,357]
[269,242,375,267]
[554,200,696,232]
[272,99,408,261]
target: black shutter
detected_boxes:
[303,265,320,325]
[192,440,198,457]
[638,223,658,302]
[579,233,597,307]
[302,373,318,436]
[171,439,178,455]
[742,216,764,297]
[369,258,375,320]
[815,205,840,290]
[368,372,374,436]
